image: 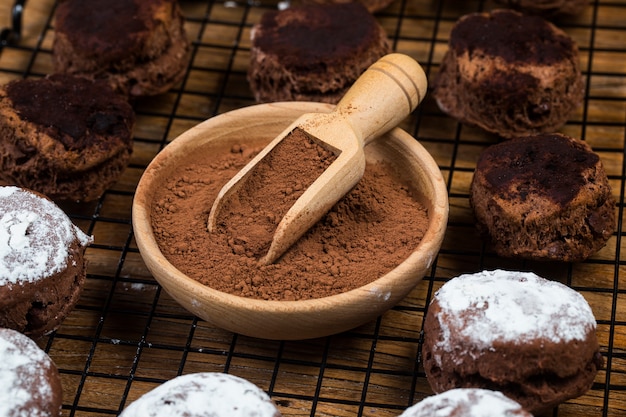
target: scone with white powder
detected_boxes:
[0,186,92,337]
[119,372,282,416]
[0,327,63,416]
[399,388,532,417]
[422,269,603,414]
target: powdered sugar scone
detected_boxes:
[422,270,603,414]
[0,186,93,338]
[0,328,63,417]
[399,388,532,417]
[119,372,282,416]
[432,9,584,139]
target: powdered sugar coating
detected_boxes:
[0,186,92,285]
[433,269,597,352]
[0,328,60,417]
[120,372,281,417]
[399,388,531,417]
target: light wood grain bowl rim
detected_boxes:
[132,102,448,340]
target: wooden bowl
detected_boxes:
[132,102,448,340]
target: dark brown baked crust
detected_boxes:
[0,328,63,416]
[247,2,391,104]
[294,0,395,13]
[469,133,615,262]
[432,9,584,138]
[422,270,604,415]
[494,0,589,17]
[52,0,191,97]
[0,186,92,338]
[0,74,135,202]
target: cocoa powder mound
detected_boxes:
[214,128,336,259]
[150,142,430,301]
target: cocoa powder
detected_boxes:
[214,128,336,259]
[150,140,430,301]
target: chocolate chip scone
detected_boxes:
[470,133,615,262]
[52,0,191,97]
[248,2,391,104]
[0,74,135,202]
[422,269,604,415]
[433,9,584,138]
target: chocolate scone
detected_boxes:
[470,133,615,262]
[0,74,135,202]
[432,9,584,138]
[119,373,282,416]
[295,0,395,13]
[494,0,589,17]
[52,0,191,97]
[399,388,532,417]
[248,2,391,104]
[0,328,63,416]
[422,269,604,415]
[0,186,93,338]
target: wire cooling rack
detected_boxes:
[1,0,625,416]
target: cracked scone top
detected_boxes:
[0,186,92,337]
[119,372,282,417]
[422,269,603,414]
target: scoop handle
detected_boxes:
[336,53,428,145]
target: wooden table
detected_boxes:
[1,0,625,416]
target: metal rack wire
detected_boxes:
[0,0,625,416]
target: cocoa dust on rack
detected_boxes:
[150,139,430,301]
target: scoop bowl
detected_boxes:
[132,102,448,340]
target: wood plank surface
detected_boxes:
[0,0,625,416]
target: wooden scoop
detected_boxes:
[208,53,428,265]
